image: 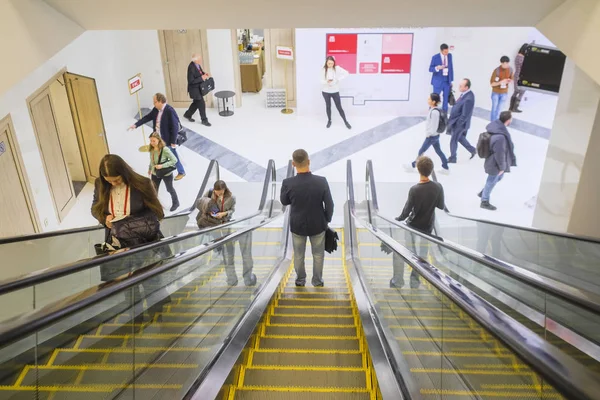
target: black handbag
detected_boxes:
[200,77,215,96]
[325,228,339,254]
[155,148,176,178]
[448,90,456,106]
[176,123,188,145]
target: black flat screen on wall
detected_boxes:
[518,45,566,94]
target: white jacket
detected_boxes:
[320,65,349,93]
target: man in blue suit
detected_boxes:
[129,93,186,180]
[447,78,477,163]
[429,43,454,113]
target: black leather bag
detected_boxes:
[200,77,215,96]
[155,148,176,178]
[176,124,188,145]
[325,228,339,254]
[448,90,456,106]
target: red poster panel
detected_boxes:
[381,54,412,74]
[326,34,358,55]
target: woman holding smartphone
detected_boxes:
[321,56,351,129]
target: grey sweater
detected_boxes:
[426,107,441,137]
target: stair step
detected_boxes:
[265,325,356,337]
[274,306,353,316]
[251,350,363,368]
[269,315,354,325]
[241,368,366,388]
[233,388,370,400]
[258,337,359,351]
[276,299,351,307]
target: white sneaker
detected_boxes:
[438,168,450,175]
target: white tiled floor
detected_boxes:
[55,93,554,232]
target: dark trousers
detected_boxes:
[184,97,207,122]
[151,174,179,206]
[391,230,425,289]
[449,130,476,161]
[413,135,448,169]
[433,80,452,112]
[170,146,185,175]
[322,91,347,122]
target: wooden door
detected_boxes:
[0,116,40,238]
[29,89,76,222]
[159,29,213,108]
[64,72,109,182]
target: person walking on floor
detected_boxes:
[447,78,477,163]
[391,156,445,289]
[183,53,211,127]
[478,111,517,211]
[129,93,186,180]
[411,92,449,172]
[490,56,514,121]
[280,149,334,287]
[148,132,180,212]
[429,43,454,114]
[509,44,528,113]
[321,56,352,129]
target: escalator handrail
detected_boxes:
[0,159,221,246]
[0,160,277,297]
[364,160,600,315]
[0,212,284,348]
[356,161,600,400]
[430,169,600,244]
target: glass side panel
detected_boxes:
[0,224,284,399]
[354,225,568,400]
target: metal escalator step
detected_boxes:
[274,306,353,316]
[276,299,351,307]
[265,325,356,337]
[278,292,350,299]
[269,315,355,325]
[242,368,367,388]
[234,388,370,400]
[259,337,359,351]
[251,350,362,368]
[282,287,349,293]
[390,327,484,339]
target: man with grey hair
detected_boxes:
[183,53,211,127]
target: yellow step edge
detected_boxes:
[237,386,370,393]
[403,351,515,358]
[396,337,493,343]
[464,364,531,369]
[34,364,198,371]
[421,389,562,398]
[54,347,210,353]
[155,312,240,317]
[262,335,358,340]
[411,368,534,376]
[253,349,361,354]
[0,384,182,392]
[245,365,366,372]
[85,334,220,339]
[275,305,352,309]
[390,325,479,331]
[266,323,356,328]
[481,384,557,390]
[277,298,351,302]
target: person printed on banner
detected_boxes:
[409,93,449,173]
[490,56,514,121]
[148,132,180,212]
[321,56,352,130]
[128,93,186,180]
[429,43,454,113]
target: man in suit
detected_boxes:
[129,93,186,180]
[447,78,477,163]
[183,53,211,127]
[280,149,334,287]
[429,43,454,113]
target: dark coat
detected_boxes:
[280,172,334,237]
[484,120,517,175]
[448,90,475,134]
[135,104,179,146]
[187,62,205,100]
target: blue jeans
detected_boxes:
[482,173,504,202]
[449,130,476,161]
[412,135,448,169]
[433,81,452,112]
[170,146,186,175]
[491,92,508,121]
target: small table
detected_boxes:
[214,91,236,117]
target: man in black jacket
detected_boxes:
[280,149,334,287]
[479,111,517,211]
[183,53,211,127]
[129,93,185,180]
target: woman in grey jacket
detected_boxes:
[411,93,449,171]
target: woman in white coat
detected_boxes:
[321,56,351,129]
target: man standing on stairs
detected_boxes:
[280,149,334,287]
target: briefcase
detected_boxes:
[325,228,339,254]
[200,77,215,96]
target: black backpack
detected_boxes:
[432,108,447,133]
[477,132,493,158]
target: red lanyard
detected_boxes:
[110,185,129,216]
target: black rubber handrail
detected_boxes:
[365,160,600,315]
[0,160,277,297]
[350,160,600,400]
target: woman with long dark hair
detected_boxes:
[148,131,180,212]
[321,56,351,129]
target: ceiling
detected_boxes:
[42,0,566,30]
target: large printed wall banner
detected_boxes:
[326,33,413,104]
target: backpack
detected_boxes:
[432,108,447,133]
[477,132,493,159]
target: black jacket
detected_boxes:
[187,62,205,100]
[280,172,334,236]
[484,120,517,175]
[135,104,179,146]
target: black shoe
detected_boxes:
[513,108,522,113]
[201,120,212,127]
[480,201,497,211]
[170,202,180,212]
[295,282,305,287]
[345,121,352,129]
[477,191,482,198]
[184,115,195,123]
[470,152,477,160]
[448,159,457,164]
[326,120,332,128]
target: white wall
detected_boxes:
[0,30,166,232]
[295,27,534,117]
[207,29,236,94]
